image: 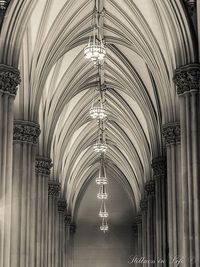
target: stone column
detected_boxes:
[0,64,20,267]
[132,223,139,260]
[35,156,52,267]
[183,0,197,34]
[135,215,142,259]
[174,64,200,266]
[162,122,182,266]
[57,199,67,267]
[140,197,148,266]
[64,215,72,267]
[47,180,60,267]
[69,223,76,267]
[11,120,40,267]
[151,157,167,266]
[131,214,142,265]
[145,180,156,265]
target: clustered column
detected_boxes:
[0,64,20,267]
[174,64,200,266]
[69,223,76,267]
[35,156,52,267]
[132,214,142,260]
[162,122,182,265]
[151,157,167,266]
[145,180,156,265]
[11,120,40,267]
[57,199,67,267]
[47,180,60,267]
[140,197,148,266]
[64,215,72,267]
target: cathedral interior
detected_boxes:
[0,0,200,266]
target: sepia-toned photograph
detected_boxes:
[0,0,199,266]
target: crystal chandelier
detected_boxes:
[96,159,107,185]
[89,72,107,121]
[93,140,107,153]
[100,218,109,233]
[90,103,106,119]
[0,0,7,10]
[99,201,108,218]
[93,123,108,153]
[84,7,106,64]
[97,184,108,199]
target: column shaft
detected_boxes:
[47,181,60,267]
[0,65,20,267]
[35,157,52,267]
[11,120,40,267]
[162,122,181,266]
[174,64,200,266]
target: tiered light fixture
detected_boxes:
[90,80,107,120]
[96,157,109,233]
[93,131,107,153]
[0,0,7,10]
[85,0,109,233]
[97,184,108,199]
[100,218,109,233]
[99,200,108,218]
[90,103,107,119]
[96,159,108,185]
[84,7,106,64]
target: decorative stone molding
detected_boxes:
[70,223,76,234]
[183,0,196,16]
[173,63,200,95]
[162,122,180,145]
[140,198,148,211]
[48,180,60,197]
[0,64,21,96]
[151,157,166,179]
[57,199,67,213]
[145,180,155,196]
[13,120,40,145]
[65,214,72,226]
[35,156,52,176]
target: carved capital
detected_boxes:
[57,199,67,213]
[145,180,155,196]
[162,122,180,145]
[35,157,52,176]
[134,215,142,224]
[183,0,196,16]
[0,64,21,96]
[13,120,40,145]
[151,157,166,179]
[65,214,72,226]
[174,64,200,95]
[48,180,60,197]
[140,198,148,211]
[70,223,76,234]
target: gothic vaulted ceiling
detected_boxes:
[0,0,195,220]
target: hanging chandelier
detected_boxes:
[99,201,108,218]
[96,159,107,185]
[84,8,106,64]
[90,103,107,119]
[93,140,107,153]
[93,122,108,153]
[90,80,107,120]
[97,184,108,199]
[0,0,7,10]
[100,218,109,233]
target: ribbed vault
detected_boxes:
[0,0,195,220]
